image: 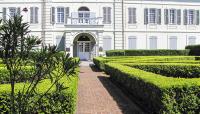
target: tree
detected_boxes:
[0,15,79,113]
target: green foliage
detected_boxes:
[106,50,189,56]
[126,63,200,78]
[104,63,200,113]
[185,45,200,56]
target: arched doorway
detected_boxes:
[73,33,96,60]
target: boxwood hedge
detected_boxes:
[105,63,200,114]
[185,45,200,56]
[0,68,79,113]
[126,63,200,78]
[106,50,190,56]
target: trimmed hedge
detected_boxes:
[126,63,200,78]
[106,50,190,56]
[0,68,79,113]
[185,45,200,56]
[105,63,200,113]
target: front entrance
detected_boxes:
[77,41,91,60]
[73,33,96,60]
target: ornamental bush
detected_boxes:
[126,63,200,78]
[105,63,200,113]
[106,50,189,56]
[185,45,200,56]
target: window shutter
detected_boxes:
[65,7,69,24]
[108,7,111,24]
[133,8,136,24]
[157,9,161,24]
[196,10,199,25]
[144,8,148,25]
[3,8,6,21]
[164,9,168,25]
[177,9,181,25]
[103,37,112,51]
[17,7,20,16]
[128,8,132,24]
[184,9,188,25]
[51,7,55,24]
[149,37,157,49]
[30,7,33,23]
[35,7,38,23]
[103,7,106,23]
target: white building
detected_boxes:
[0,0,200,60]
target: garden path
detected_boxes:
[76,61,144,114]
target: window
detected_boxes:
[128,8,136,24]
[149,9,156,24]
[103,7,111,24]
[169,9,176,24]
[128,36,137,49]
[184,9,199,25]
[57,7,64,23]
[188,10,195,25]
[149,36,157,49]
[103,37,112,51]
[144,8,161,25]
[30,7,39,24]
[169,37,177,50]
[9,7,17,17]
[188,36,196,45]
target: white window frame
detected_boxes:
[148,8,156,24]
[128,36,137,49]
[188,9,195,25]
[128,7,136,24]
[169,9,177,25]
[149,36,157,49]
[169,36,177,50]
[188,36,196,45]
[9,7,17,18]
[57,7,64,24]
[30,7,39,24]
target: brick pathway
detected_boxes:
[76,61,144,114]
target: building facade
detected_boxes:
[0,0,200,60]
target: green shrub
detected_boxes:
[106,50,189,56]
[0,68,79,113]
[105,50,125,56]
[105,63,200,113]
[185,45,200,56]
[126,63,200,78]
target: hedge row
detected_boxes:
[106,50,190,56]
[93,56,196,71]
[0,68,79,113]
[105,63,200,113]
[126,63,200,78]
[185,45,200,56]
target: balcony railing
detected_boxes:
[65,12,103,25]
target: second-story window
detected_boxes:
[188,10,195,25]
[128,8,136,24]
[57,7,64,23]
[149,9,156,24]
[144,8,161,25]
[164,9,181,25]
[9,7,17,17]
[184,9,199,25]
[30,7,39,24]
[103,7,111,24]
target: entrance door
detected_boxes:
[78,42,90,60]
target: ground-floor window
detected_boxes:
[103,37,112,51]
[169,36,177,50]
[188,36,196,45]
[149,36,157,49]
[128,36,137,49]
